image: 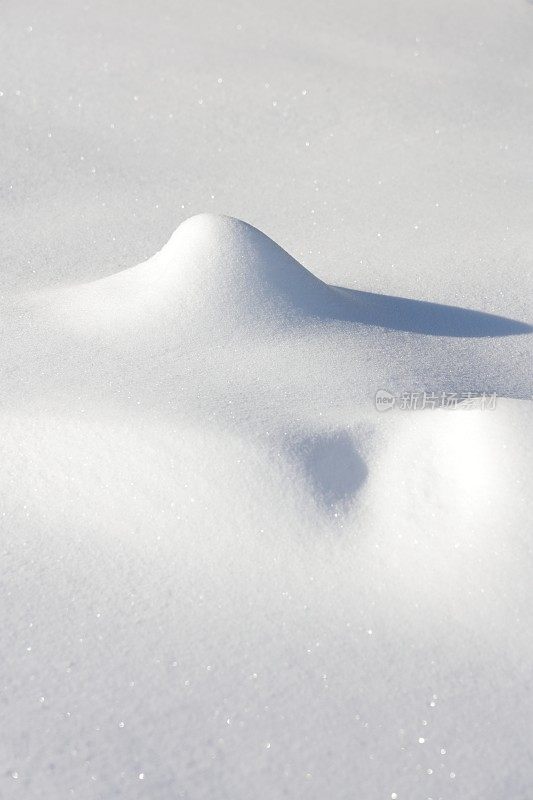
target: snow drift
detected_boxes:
[44,213,531,340]
[2,0,533,794]
[2,211,532,800]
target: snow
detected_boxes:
[1,1,532,799]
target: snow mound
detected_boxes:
[155,213,331,316]
[2,214,532,800]
[46,213,530,342]
[53,214,341,336]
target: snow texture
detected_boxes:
[1,1,532,799]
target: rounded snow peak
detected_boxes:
[152,213,331,321]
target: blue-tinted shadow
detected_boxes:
[329,286,532,337]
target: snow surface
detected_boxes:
[1,1,533,799]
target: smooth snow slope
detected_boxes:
[1,214,532,800]
[1,0,533,797]
[2,0,533,317]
